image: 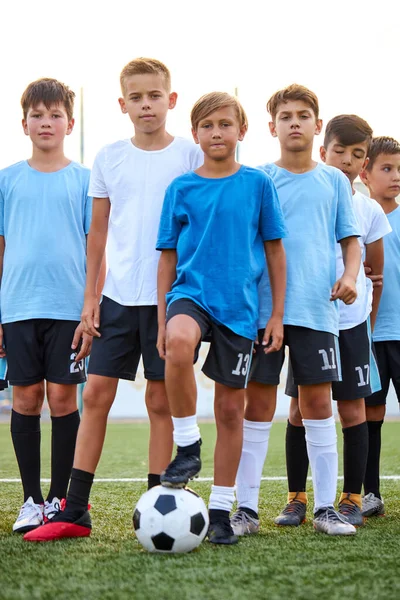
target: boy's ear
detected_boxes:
[168,92,178,110]
[360,167,369,185]
[66,118,75,136]
[238,123,247,142]
[315,119,323,136]
[192,127,200,144]
[268,121,277,138]
[118,97,128,114]
[22,119,29,136]
[320,146,327,163]
[362,157,369,171]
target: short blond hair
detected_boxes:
[120,57,171,94]
[267,84,319,121]
[191,92,248,131]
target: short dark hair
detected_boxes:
[366,136,400,171]
[267,84,319,120]
[324,114,373,150]
[21,78,75,121]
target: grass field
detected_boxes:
[1,420,400,600]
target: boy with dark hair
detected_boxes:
[0,78,93,533]
[231,87,361,537]
[157,91,287,544]
[269,116,391,529]
[360,136,400,517]
[25,58,203,542]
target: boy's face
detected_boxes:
[119,73,177,134]
[22,103,74,150]
[320,137,369,186]
[361,153,400,200]
[269,100,322,152]
[192,106,246,161]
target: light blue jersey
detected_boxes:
[373,206,400,342]
[257,163,359,336]
[0,161,92,324]
[157,166,287,340]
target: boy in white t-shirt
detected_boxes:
[270,115,391,529]
[25,57,202,541]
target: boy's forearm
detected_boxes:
[85,229,108,297]
[340,236,361,281]
[264,240,286,318]
[157,250,177,326]
[365,239,384,331]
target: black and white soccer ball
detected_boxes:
[133,486,209,553]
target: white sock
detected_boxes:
[172,415,200,447]
[236,420,272,514]
[209,485,236,512]
[303,416,338,513]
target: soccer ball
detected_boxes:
[133,486,209,553]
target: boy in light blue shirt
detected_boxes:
[361,136,400,517]
[0,78,94,534]
[232,85,361,537]
[157,92,287,545]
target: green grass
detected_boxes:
[1,421,400,600]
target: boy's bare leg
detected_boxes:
[160,315,202,487]
[12,383,45,507]
[214,383,245,486]
[46,383,80,504]
[73,374,118,473]
[145,380,173,476]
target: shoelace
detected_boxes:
[18,502,41,520]
[322,508,349,524]
[231,511,251,526]
[282,500,305,515]
[339,497,359,517]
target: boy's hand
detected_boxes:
[364,265,383,288]
[0,324,6,358]
[81,295,101,337]
[330,275,357,304]
[262,315,283,353]
[157,324,166,360]
[71,323,93,362]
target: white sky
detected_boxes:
[1,0,399,169]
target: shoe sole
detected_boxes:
[160,474,200,489]
[13,523,42,534]
[313,524,356,535]
[24,523,91,542]
[275,518,306,527]
[362,510,385,518]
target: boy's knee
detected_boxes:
[145,382,170,418]
[82,380,115,414]
[289,397,302,426]
[216,395,243,427]
[13,382,45,415]
[47,384,78,416]
[166,331,196,366]
[337,399,365,428]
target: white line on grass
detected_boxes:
[1,476,400,483]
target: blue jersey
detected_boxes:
[257,163,359,336]
[156,165,287,340]
[0,161,92,324]
[373,206,400,342]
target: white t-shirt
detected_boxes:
[336,190,391,330]
[89,137,203,305]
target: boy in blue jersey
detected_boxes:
[156,92,287,544]
[25,58,203,543]
[231,85,361,537]
[360,136,400,517]
[0,79,93,533]
[268,116,391,530]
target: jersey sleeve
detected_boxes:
[365,203,392,244]
[88,148,109,198]
[335,171,360,241]
[259,174,287,241]
[156,183,182,250]
[0,182,4,237]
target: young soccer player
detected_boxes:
[269,116,391,529]
[360,136,400,517]
[231,87,362,537]
[24,58,203,542]
[0,78,93,533]
[156,91,287,544]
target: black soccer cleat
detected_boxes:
[160,440,202,488]
[208,517,238,545]
[274,496,307,527]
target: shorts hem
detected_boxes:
[8,376,44,387]
[144,374,165,382]
[87,368,136,381]
[202,367,245,389]
[332,390,371,402]
[45,376,86,385]
[293,376,341,386]
[249,376,280,386]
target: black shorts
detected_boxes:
[166,299,253,389]
[250,325,340,386]
[88,296,164,381]
[286,320,378,401]
[366,341,400,406]
[2,319,86,387]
